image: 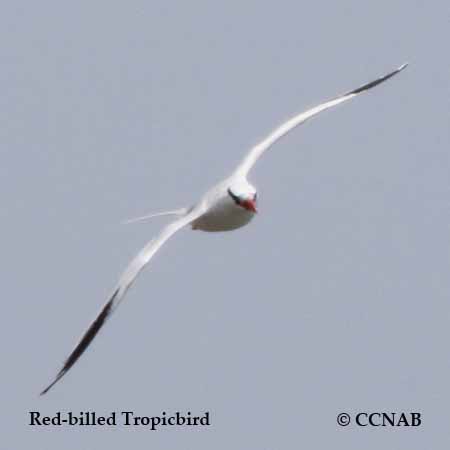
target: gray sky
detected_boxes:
[2,1,449,448]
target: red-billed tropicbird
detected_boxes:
[41,63,408,394]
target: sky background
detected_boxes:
[2,1,449,448]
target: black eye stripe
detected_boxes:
[227,188,241,205]
[228,189,258,205]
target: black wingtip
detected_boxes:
[40,289,119,396]
[40,377,60,396]
[345,63,409,96]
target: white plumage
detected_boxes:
[41,63,408,395]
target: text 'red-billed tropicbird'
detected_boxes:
[41,63,408,395]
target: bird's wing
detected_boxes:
[234,63,408,178]
[40,205,205,395]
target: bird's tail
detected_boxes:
[122,208,188,225]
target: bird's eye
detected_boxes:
[253,193,257,201]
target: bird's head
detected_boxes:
[227,183,258,213]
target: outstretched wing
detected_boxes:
[40,205,205,395]
[234,63,408,177]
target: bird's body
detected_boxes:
[41,63,408,395]
[192,178,257,231]
[191,197,255,231]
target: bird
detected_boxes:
[40,63,408,395]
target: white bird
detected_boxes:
[41,63,408,395]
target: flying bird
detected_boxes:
[41,63,408,395]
